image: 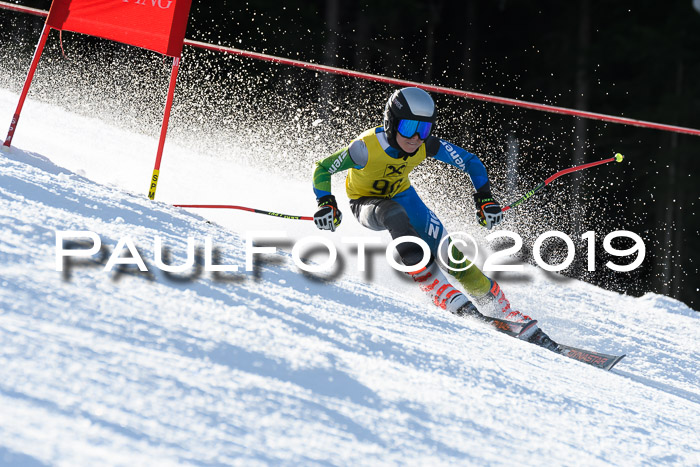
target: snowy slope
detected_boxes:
[1,89,699,466]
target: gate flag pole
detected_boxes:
[3,23,51,147]
[148,55,181,201]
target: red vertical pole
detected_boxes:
[4,24,51,147]
[148,56,181,200]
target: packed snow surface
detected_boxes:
[0,88,698,466]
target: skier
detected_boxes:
[311,86,555,349]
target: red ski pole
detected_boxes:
[175,154,624,219]
[174,204,313,221]
[502,153,625,212]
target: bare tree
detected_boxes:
[571,0,591,239]
[669,57,685,297]
[352,5,371,98]
[461,0,478,88]
[321,0,340,104]
[423,1,443,83]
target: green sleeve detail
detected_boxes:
[312,147,355,195]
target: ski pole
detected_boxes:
[174,204,313,221]
[502,153,624,212]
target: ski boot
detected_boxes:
[475,279,532,322]
[408,260,476,315]
[454,301,480,318]
[524,327,559,351]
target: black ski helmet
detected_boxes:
[383,87,436,143]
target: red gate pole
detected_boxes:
[148,56,181,200]
[4,23,51,147]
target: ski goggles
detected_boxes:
[397,119,433,139]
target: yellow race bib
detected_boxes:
[346,128,426,199]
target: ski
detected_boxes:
[553,344,625,371]
[468,312,625,371]
[474,314,539,338]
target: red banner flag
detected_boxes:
[46,0,192,57]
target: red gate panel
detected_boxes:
[46,0,192,57]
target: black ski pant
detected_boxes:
[349,196,426,267]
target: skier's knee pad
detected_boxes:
[375,201,410,231]
[376,201,424,266]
